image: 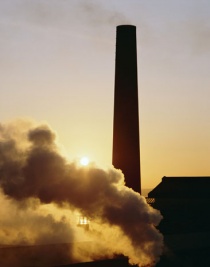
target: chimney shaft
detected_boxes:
[112,25,141,193]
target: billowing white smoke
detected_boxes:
[0,120,163,266]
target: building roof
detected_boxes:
[148,176,210,198]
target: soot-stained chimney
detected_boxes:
[112,25,141,193]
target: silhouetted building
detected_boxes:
[147,176,210,266]
[148,176,210,234]
[148,176,210,199]
[112,25,141,193]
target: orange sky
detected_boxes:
[1,0,210,189]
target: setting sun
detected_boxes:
[80,156,90,166]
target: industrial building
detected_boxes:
[112,25,210,266]
[147,177,210,266]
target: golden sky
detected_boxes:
[1,0,210,189]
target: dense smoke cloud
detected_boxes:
[0,120,163,266]
[0,191,74,245]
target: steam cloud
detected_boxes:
[0,120,163,266]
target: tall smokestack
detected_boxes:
[112,25,141,193]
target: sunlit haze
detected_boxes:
[1,0,210,189]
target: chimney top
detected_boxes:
[117,25,136,29]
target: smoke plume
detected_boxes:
[80,0,130,26]
[0,120,163,266]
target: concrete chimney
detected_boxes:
[112,25,141,193]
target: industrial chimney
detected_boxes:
[112,25,141,193]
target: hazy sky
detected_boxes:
[1,0,210,189]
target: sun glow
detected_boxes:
[80,156,90,166]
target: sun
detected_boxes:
[80,156,90,166]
